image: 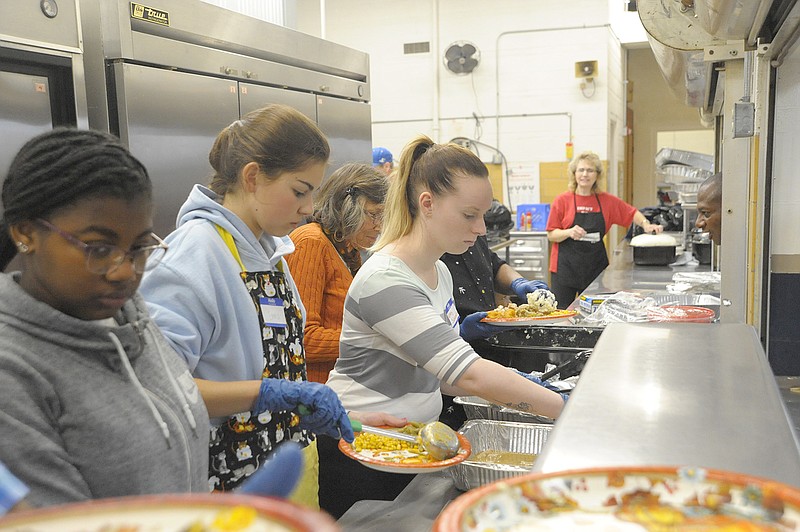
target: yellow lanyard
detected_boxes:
[214,224,283,273]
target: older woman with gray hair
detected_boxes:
[546,150,662,308]
[287,163,388,383]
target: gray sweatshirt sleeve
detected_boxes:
[0,356,93,506]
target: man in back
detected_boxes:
[695,173,722,243]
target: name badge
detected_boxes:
[445,298,459,328]
[259,296,287,328]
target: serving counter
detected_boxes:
[336,242,800,531]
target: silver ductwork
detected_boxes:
[639,0,774,117]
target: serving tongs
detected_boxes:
[539,349,592,381]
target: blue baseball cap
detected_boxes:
[372,147,393,165]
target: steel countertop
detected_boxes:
[532,322,800,487]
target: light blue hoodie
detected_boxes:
[140,185,306,389]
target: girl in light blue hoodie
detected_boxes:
[139,105,404,506]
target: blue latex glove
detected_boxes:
[254,379,355,442]
[512,369,569,402]
[239,442,303,498]
[510,277,549,301]
[459,311,506,343]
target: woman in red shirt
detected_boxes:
[546,151,662,308]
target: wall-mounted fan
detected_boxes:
[444,41,480,75]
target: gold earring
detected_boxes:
[16,242,30,254]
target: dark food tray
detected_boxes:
[632,245,677,265]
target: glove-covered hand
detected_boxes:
[512,369,569,402]
[460,311,506,343]
[510,277,549,301]
[239,442,303,498]
[254,379,355,442]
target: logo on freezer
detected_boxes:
[130,3,170,27]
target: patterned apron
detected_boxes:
[209,226,317,505]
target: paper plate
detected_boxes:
[338,428,471,474]
[647,305,715,323]
[0,493,338,532]
[481,310,577,327]
[433,466,800,531]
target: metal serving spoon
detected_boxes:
[350,420,460,461]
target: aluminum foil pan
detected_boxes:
[453,395,554,424]
[449,419,553,491]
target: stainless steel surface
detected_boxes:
[113,63,240,235]
[0,71,53,204]
[76,0,374,236]
[315,95,372,171]
[507,231,548,282]
[450,420,552,491]
[0,0,81,53]
[533,322,800,487]
[0,0,89,223]
[239,83,316,120]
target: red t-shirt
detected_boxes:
[546,191,638,273]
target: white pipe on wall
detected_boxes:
[432,0,440,143]
[494,24,609,154]
[320,0,326,39]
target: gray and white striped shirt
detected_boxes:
[326,252,480,422]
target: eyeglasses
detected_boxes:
[36,218,168,275]
[365,209,384,224]
[576,168,598,174]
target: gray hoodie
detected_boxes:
[0,273,209,507]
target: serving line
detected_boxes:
[532,322,800,487]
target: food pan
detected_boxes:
[453,396,554,424]
[449,419,553,491]
[632,245,677,265]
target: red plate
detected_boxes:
[338,427,471,474]
[647,305,715,323]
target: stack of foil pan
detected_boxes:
[454,395,554,424]
[450,419,553,491]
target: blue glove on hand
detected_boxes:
[254,379,355,442]
[460,311,506,343]
[512,369,569,402]
[239,442,303,498]
[510,277,549,301]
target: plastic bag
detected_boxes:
[580,291,656,326]
[484,199,514,241]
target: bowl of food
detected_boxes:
[0,493,339,532]
[434,466,800,532]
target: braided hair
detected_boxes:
[0,128,151,270]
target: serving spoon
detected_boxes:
[350,420,461,461]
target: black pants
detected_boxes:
[317,434,416,519]
[550,271,582,310]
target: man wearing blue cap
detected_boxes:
[372,147,393,176]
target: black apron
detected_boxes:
[556,193,608,291]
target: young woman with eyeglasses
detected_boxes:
[286,163,388,384]
[0,128,209,507]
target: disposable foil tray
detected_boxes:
[453,396,554,424]
[450,419,553,491]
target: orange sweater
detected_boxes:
[287,223,357,383]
